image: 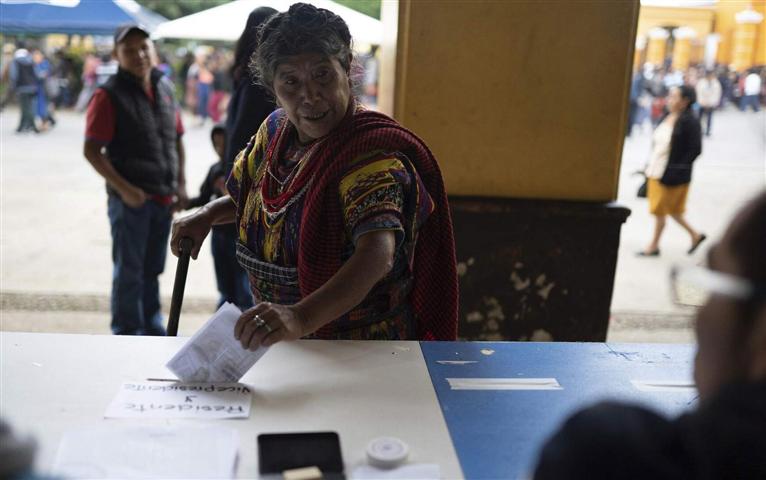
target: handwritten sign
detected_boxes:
[105,382,252,419]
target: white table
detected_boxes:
[1,332,463,478]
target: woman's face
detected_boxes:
[273,53,351,144]
[667,87,688,113]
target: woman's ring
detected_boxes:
[254,315,273,333]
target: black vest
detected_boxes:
[100,68,179,196]
[13,57,37,89]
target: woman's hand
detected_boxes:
[170,207,213,259]
[234,302,308,350]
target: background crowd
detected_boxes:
[0,38,380,133]
[627,62,765,138]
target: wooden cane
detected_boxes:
[167,237,193,337]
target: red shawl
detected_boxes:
[263,107,458,341]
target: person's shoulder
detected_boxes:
[534,401,683,480]
[87,87,113,112]
[264,108,288,136]
[675,381,766,479]
[556,401,673,439]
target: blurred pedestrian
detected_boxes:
[156,52,173,78]
[10,45,39,133]
[640,85,706,257]
[75,53,101,111]
[51,49,74,108]
[195,55,213,126]
[83,24,188,335]
[185,124,253,311]
[716,66,731,108]
[1,43,16,111]
[695,70,721,136]
[627,69,645,137]
[178,51,194,109]
[224,6,277,174]
[648,69,668,126]
[359,45,379,107]
[207,54,230,123]
[740,70,761,112]
[95,53,118,87]
[32,49,56,130]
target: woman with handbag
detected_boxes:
[639,85,706,257]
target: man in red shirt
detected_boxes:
[84,24,187,335]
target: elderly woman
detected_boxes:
[535,190,766,478]
[640,85,706,257]
[171,3,457,347]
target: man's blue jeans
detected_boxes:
[108,195,171,335]
[740,95,761,112]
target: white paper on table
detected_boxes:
[51,424,238,479]
[166,302,268,382]
[352,464,441,480]
[631,380,697,392]
[446,377,562,390]
[104,381,252,419]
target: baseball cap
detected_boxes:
[113,23,149,44]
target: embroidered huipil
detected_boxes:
[226,108,434,340]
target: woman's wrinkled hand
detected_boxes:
[234,302,308,350]
[170,208,213,259]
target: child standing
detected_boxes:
[187,124,253,311]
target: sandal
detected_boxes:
[688,234,707,255]
[637,249,660,257]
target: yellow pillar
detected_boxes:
[671,27,696,71]
[732,8,764,71]
[634,36,646,70]
[385,0,639,201]
[646,28,669,67]
[754,1,766,66]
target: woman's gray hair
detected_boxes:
[250,3,354,95]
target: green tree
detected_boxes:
[332,0,381,19]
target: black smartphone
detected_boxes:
[257,431,344,477]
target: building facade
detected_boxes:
[635,0,765,72]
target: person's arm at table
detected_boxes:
[234,229,395,349]
[169,195,237,259]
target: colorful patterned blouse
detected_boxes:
[226,109,434,340]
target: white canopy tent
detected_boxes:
[153,0,382,46]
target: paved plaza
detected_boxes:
[1,105,764,340]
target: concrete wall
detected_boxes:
[383,0,639,202]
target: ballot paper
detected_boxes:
[166,302,268,382]
[104,381,252,419]
[52,425,238,479]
